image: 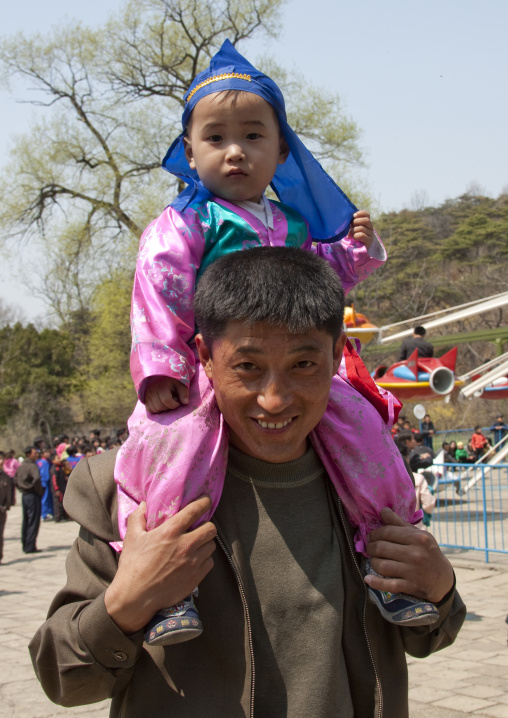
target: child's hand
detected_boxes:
[145,377,189,413]
[348,210,374,250]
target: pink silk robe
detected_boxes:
[114,197,421,553]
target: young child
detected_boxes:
[115,40,438,646]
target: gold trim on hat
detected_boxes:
[186,73,251,103]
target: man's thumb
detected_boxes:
[126,501,147,533]
[380,506,411,527]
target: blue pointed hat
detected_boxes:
[163,39,356,241]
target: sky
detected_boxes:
[1,0,507,321]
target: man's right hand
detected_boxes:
[104,497,216,635]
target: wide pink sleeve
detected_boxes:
[311,230,386,295]
[130,206,206,401]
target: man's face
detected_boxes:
[29,449,39,461]
[196,321,345,464]
[184,91,288,204]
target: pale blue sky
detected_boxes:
[1,0,507,320]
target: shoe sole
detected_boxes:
[146,626,203,646]
[368,589,440,626]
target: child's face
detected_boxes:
[184,92,289,203]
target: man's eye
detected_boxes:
[295,360,314,369]
[236,362,258,371]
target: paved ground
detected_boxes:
[1,502,507,717]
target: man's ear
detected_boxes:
[278,137,290,165]
[332,333,347,373]
[195,334,213,379]
[184,136,196,170]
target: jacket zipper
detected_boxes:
[337,496,383,718]
[216,534,255,718]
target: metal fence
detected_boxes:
[428,461,508,562]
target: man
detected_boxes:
[0,451,13,563]
[397,326,434,361]
[30,248,465,717]
[395,431,433,474]
[413,432,436,460]
[15,446,44,553]
[490,415,508,447]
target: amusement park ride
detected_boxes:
[344,291,508,402]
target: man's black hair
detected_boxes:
[414,326,426,336]
[194,247,345,345]
[25,445,37,457]
[414,432,423,443]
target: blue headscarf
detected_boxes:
[163,39,356,241]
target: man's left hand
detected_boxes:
[365,507,454,604]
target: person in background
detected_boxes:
[441,442,458,465]
[15,446,44,554]
[50,456,70,523]
[448,440,458,459]
[402,420,417,434]
[37,449,54,521]
[413,432,436,460]
[470,426,491,461]
[395,431,433,473]
[3,449,20,505]
[397,326,434,361]
[421,414,436,450]
[33,436,47,452]
[455,441,474,464]
[0,451,13,564]
[490,415,508,447]
[65,446,81,471]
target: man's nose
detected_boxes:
[225,142,245,161]
[257,374,292,414]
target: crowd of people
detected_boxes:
[390,413,507,464]
[0,428,128,562]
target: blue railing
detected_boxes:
[428,462,508,562]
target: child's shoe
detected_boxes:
[144,593,202,646]
[365,561,439,626]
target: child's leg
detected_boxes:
[114,362,229,644]
[310,374,439,626]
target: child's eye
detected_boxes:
[208,135,223,143]
[246,132,262,140]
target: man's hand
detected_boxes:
[104,497,217,635]
[365,507,454,604]
[145,377,189,413]
[348,210,374,250]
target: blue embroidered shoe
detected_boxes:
[365,562,440,626]
[144,593,203,646]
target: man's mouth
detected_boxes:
[256,417,293,430]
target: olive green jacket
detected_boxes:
[29,449,466,717]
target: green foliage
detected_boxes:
[0,0,368,322]
[78,270,137,425]
[0,323,75,427]
[351,192,508,328]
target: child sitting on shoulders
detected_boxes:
[114,40,437,646]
